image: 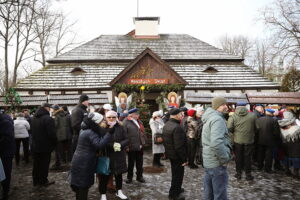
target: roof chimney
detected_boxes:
[133,17,160,39]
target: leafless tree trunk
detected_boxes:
[33,3,78,67]
[12,0,38,84]
[0,1,17,91]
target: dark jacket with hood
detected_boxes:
[104,123,129,175]
[53,108,69,142]
[71,104,88,136]
[227,106,257,144]
[163,118,187,164]
[0,113,16,158]
[256,115,281,147]
[70,117,111,188]
[31,107,57,153]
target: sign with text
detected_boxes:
[128,79,168,84]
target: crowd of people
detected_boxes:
[0,94,300,200]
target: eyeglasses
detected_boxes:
[107,117,116,119]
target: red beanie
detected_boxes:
[187,109,196,117]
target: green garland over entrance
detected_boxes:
[113,84,186,93]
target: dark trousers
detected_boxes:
[127,150,143,179]
[1,157,13,200]
[54,140,71,166]
[169,159,184,198]
[187,138,197,165]
[71,185,89,200]
[32,152,51,185]
[153,153,162,166]
[234,143,254,175]
[258,145,273,171]
[15,138,29,165]
[71,135,79,159]
[99,174,122,194]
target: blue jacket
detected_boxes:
[201,107,232,168]
[70,122,111,188]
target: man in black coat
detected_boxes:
[31,103,57,186]
[71,94,89,157]
[256,109,281,173]
[163,108,188,200]
[0,112,16,200]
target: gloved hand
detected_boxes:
[113,142,121,152]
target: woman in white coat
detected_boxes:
[14,113,30,165]
[149,111,165,167]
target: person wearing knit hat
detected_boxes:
[255,107,281,173]
[79,94,89,104]
[201,96,231,199]
[70,112,112,200]
[71,94,89,158]
[278,111,300,178]
[212,97,227,110]
[103,104,112,112]
[98,110,129,200]
[186,109,199,169]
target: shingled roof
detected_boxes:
[15,62,279,90]
[47,34,242,62]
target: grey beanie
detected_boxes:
[212,97,227,110]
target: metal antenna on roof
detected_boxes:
[137,0,139,17]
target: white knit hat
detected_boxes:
[152,110,163,118]
[88,112,104,124]
[103,104,112,110]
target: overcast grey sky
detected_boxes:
[53,0,274,46]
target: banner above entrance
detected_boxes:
[128,79,168,84]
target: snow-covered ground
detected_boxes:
[9,149,300,200]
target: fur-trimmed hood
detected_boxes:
[52,108,65,117]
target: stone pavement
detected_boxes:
[9,149,300,200]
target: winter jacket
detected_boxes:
[103,123,129,175]
[123,118,146,151]
[280,125,300,158]
[162,118,187,164]
[71,104,88,136]
[65,111,73,140]
[0,113,16,158]
[149,118,165,154]
[227,107,257,144]
[70,122,111,188]
[53,108,69,142]
[256,115,281,147]
[201,107,232,169]
[253,110,264,118]
[186,116,198,139]
[31,107,57,153]
[14,117,30,139]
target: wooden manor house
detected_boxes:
[1,17,281,111]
